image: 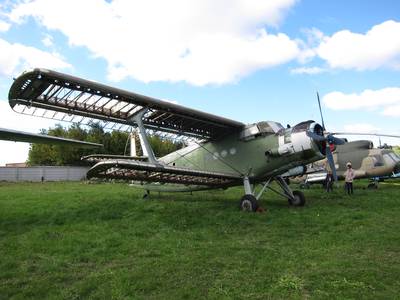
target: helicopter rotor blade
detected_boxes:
[331,132,400,139]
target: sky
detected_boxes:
[0,0,400,165]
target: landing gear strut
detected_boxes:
[239,175,306,212]
[275,176,305,207]
[239,176,260,212]
[367,181,379,189]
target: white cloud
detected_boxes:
[0,100,58,166]
[0,19,10,32]
[8,0,300,85]
[296,27,323,64]
[290,66,326,75]
[0,37,71,76]
[317,20,400,70]
[382,104,400,117]
[323,87,400,115]
[42,33,53,47]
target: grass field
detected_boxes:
[1,180,400,299]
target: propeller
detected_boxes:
[306,92,345,182]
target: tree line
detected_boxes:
[27,123,184,166]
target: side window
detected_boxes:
[284,131,291,144]
[389,153,400,162]
[372,155,384,167]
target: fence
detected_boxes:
[0,166,90,182]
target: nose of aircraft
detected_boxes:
[304,121,326,155]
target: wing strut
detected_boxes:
[129,108,158,165]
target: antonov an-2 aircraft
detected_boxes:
[7,68,345,211]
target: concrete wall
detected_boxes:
[0,166,90,182]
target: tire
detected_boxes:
[239,194,259,212]
[288,190,305,207]
[367,183,378,189]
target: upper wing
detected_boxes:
[0,127,102,148]
[9,69,244,139]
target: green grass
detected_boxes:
[1,180,400,299]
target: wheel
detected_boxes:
[143,190,150,199]
[239,194,259,212]
[288,190,305,207]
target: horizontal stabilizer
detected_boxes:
[0,127,102,148]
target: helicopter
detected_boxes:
[295,138,400,189]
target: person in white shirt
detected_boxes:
[344,162,355,195]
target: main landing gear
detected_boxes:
[367,179,379,189]
[239,176,305,212]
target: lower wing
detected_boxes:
[87,159,241,187]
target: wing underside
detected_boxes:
[87,160,241,187]
[9,69,244,140]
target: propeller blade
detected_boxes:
[326,134,346,145]
[326,145,338,182]
[317,92,326,130]
[306,130,327,142]
[331,132,400,139]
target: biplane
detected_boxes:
[7,68,345,211]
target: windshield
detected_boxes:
[257,121,284,134]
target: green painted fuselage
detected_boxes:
[138,120,326,192]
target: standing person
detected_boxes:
[325,170,334,192]
[344,162,355,195]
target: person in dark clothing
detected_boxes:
[325,170,334,192]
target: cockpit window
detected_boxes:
[372,155,384,167]
[239,121,284,141]
[389,152,400,162]
[257,121,284,134]
[291,120,314,133]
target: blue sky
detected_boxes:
[0,0,399,165]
